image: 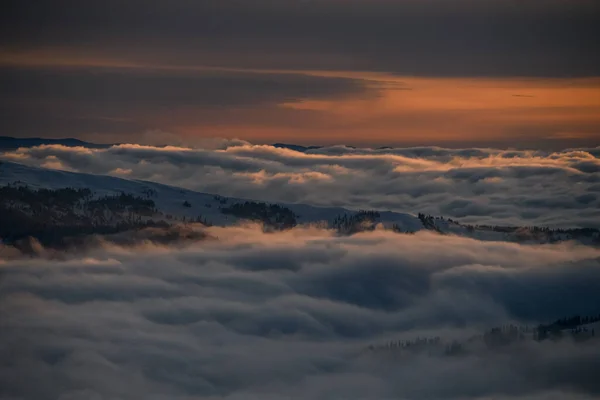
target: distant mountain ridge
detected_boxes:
[1,137,325,152]
[1,137,390,153]
[272,143,402,152]
[0,136,113,150]
[271,143,324,152]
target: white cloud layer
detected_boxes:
[2,142,599,228]
[2,227,600,399]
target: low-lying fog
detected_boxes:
[2,226,600,399]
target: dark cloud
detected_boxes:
[0,66,370,137]
[0,67,367,108]
[1,228,600,399]
[3,0,600,77]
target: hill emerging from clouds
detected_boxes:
[2,140,600,400]
[1,139,599,229]
[1,160,598,250]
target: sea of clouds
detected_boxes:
[2,141,600,399]
[2,141,599,228]
[2,226,600,399]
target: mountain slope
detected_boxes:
[0,161,420,229]
[1,161,598,246]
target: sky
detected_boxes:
[1,0,600,148]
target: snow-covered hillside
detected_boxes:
[0,161,420,229]
[1,161,598,245]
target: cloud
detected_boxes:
[1,227,600,399]
[2,0,599,77]
[3,143,599,228]
[0,67,369,109]
[0,66,373,139]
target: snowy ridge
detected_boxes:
[0,161,420,229]
[1,161,599,245]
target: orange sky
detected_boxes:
[2,51,600,148]
[3,0,600,148]
[173,71,600,147]
[276,73,600,144]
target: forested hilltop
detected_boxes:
[1,161,599,249]
[2,182,600,250]
[367,314,600,358]
[0,184,166,247]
